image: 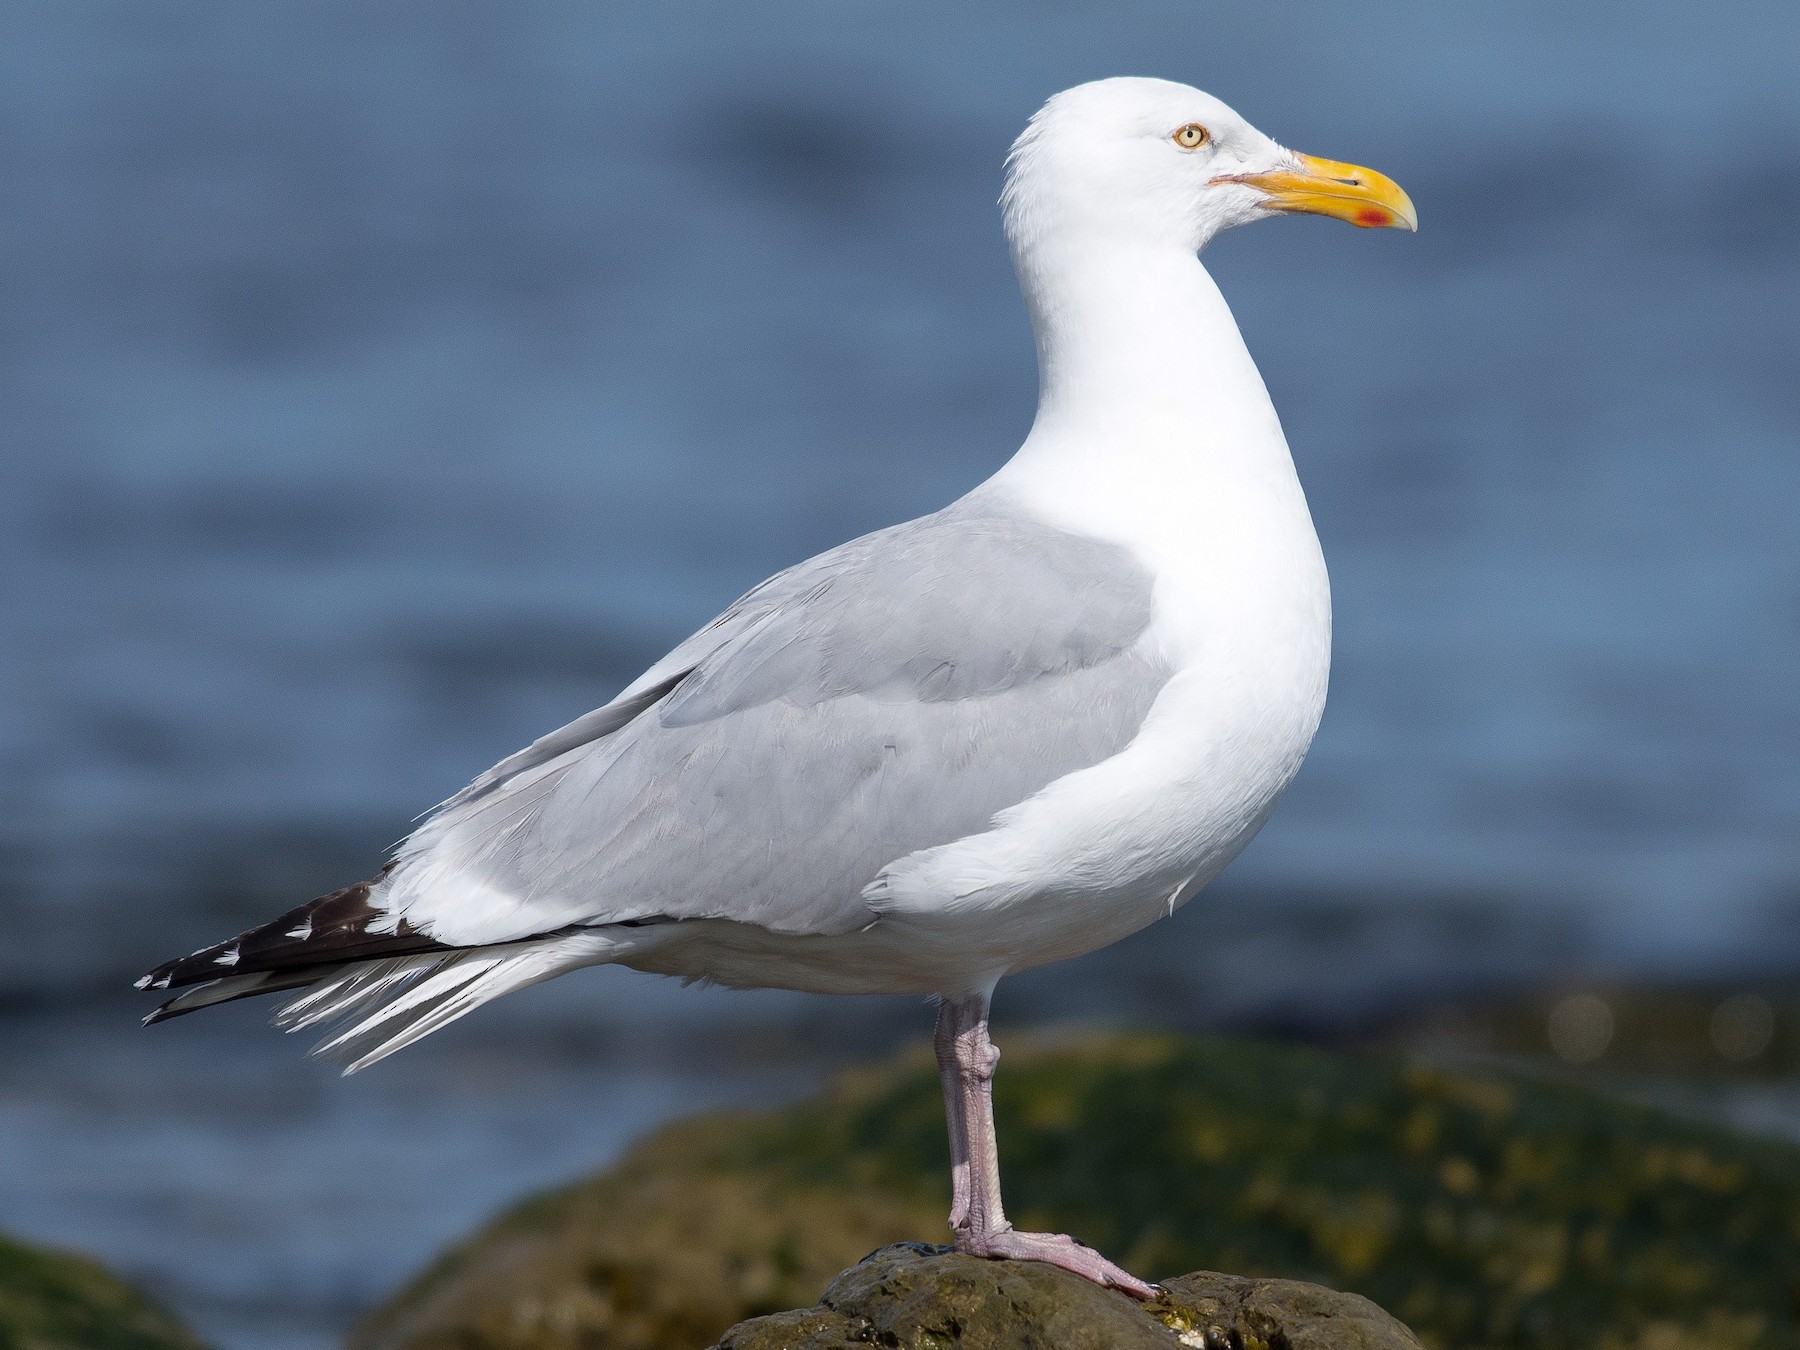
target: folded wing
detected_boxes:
[381,501,1171,947]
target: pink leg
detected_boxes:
[934,992,1157,1299]
[932,999,971,1230]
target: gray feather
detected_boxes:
[390,500,1169,943]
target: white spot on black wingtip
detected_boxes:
[286,919,313,940]
[134,973,154,990]
[214,946,241,967]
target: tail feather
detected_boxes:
[275,954,447,1032]
[290,930,631,1074]
[310,953,511,1058]
[139,860,655,1071]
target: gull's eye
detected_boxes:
[1172,123,1209,150]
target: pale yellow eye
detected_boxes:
[1172,123,1209,150]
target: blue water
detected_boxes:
[2,2,1796,1344]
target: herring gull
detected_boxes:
[141,77,1416,1296]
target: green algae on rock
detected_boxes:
[715,1243,1423,1350]
[0,1230,207,1350]
[353,1033,1800,1350]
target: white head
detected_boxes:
[1001,77,1415,257]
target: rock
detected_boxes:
[0,1229,207,1350]
[714,1243,1423,1350]
[353,1033,1800,1350]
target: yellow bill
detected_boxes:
[1229,153,1417,231]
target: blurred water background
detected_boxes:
[2,2,1796,1346]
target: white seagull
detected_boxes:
[142,77,1415,1296]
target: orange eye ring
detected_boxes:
[1172,123,1209,150]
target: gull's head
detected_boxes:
[1002,77,1416,256]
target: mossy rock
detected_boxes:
[352,1033,1800,1350]
[349,1119,941,1350]
[0,1230,207,1350]
[717,1243,1423,1350]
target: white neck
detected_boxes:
[978,235,1328,668]
[992,237,1294,496]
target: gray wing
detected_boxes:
[388,501,1170,945]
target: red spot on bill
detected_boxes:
[1355,207,1392,228]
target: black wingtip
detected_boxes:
[141,983,208,1025]
[141,966,339,1027]
[135,864,446,999]
[142,996,209,1026]
[135,862,453,1034]
[136,948,221,993]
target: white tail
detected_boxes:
[274,931,633,1074]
